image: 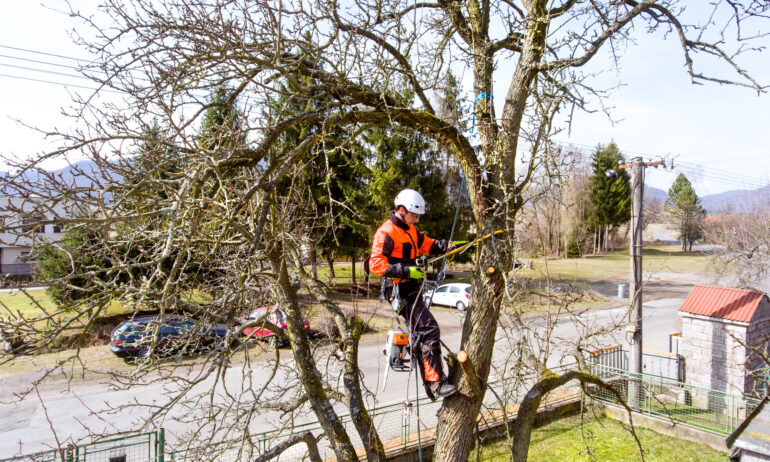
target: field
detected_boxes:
[0,288,127,319]
[480,414,727,461]
[520,245,714,283]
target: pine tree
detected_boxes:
[586,142,631,253]
[665,173,706,251]
[199,85,244,151]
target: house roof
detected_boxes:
[678,285,767,323]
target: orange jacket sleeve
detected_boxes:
[369,229,390,277]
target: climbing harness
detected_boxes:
[377,90,498,460]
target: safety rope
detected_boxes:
[387,91,495,460]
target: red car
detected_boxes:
[241,306,310,347]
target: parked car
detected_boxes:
[424,283,472,311]
[241,306,310,347]
[109,315,229,359]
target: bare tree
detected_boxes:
[1,0,768,461]
[708,195,770,293]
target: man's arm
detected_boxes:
[370,230,411,278]
[417,231,449,256]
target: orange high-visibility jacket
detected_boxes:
[370,214,449,283]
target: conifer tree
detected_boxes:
[586,143,631,253]
[665,173,706,251]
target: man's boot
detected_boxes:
[430,381,457,398]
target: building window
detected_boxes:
[52,224,62,233]
[21,216,46,233]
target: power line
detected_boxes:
[0,63,91,81]
[0,53,80,70]
[0,73,124,94]
[555,139,769,190]
[675,160,769,188]
[0,44,89,63]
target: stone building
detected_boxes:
[678,285,770,396]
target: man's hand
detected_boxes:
[408,266,425,279]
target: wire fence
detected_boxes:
[587,363,761,436]
[0,431,163,462]
[4,363,760,461]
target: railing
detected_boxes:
[0,263,34,276]
[589,345,683,381]
[0,430,163,462]
[4,364,761,461]
[587,363,761,436]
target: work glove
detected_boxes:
[408,266,425,279]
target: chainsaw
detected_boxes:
[382,328,412,391]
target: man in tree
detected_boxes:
[370,189,461,400]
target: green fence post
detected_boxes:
[157,428,165,462]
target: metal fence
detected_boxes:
[587,363,761,436]
[168,368,580,461]
[0,430,163,462]
[589,345,684,381]
[6,364,761,461]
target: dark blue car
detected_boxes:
[109,315,229,359]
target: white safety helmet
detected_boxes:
[394,189,426,215]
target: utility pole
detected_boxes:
[617,157,665,409]
[628,157,644,409]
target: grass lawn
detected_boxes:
[0,288,128,320]
[521,245,714,283]
[480,414,727,461]
[0,288,56,317]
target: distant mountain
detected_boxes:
[1,160,120,193]
[645,186,668,203]
[700,186,770,214]
[645,184,769,214]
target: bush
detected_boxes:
[566,230,581,258]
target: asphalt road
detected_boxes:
[0,294,687,458]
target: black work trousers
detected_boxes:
[387,279,445,385]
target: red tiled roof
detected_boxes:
[678,285,767,323]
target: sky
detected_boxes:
[1,2,769,197]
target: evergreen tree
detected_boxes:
[665,173,706,251]
[199,85,244,151]
[586,142,631,252]
[367,124,459,240]
[267,75,373,282]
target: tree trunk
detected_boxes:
[350,251,357,285]
[433,241,507,460]
[326,254,336,279]
[362,254,371,283]
[297,262,388,461]
[311,246,318,280]
[275,253,357,461]
[593,226,597,254]
[611,227,616,252]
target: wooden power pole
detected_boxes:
[628,157,644,408]
[618,157,665,409]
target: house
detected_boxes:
[0,195,65,280]
[678,285,770,396]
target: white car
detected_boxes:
[424,283,471,311]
